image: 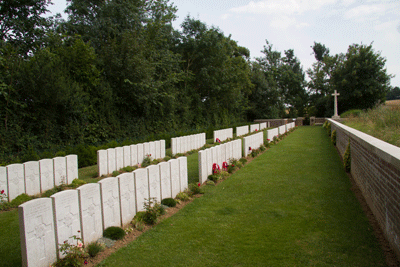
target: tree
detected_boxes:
[387,86,400,100]
[331,43,393,113]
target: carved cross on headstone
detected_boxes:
[332,90,340,119]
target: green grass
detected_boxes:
[0,210,21,267]
[343,105,400,147]
[99,127,387,267]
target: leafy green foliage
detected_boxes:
[161,198,176,207]
[175,192,190,202]
[142,198,165,225]
[343,142,351,173]
[70,179,86,188]
[103,227,126,240]
[86,242,104,258]
[331,130,337,146]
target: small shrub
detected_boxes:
[188,183,204,195]
[206,180,215,186]
[142,155,152,167]
[239,158,247,164]
[331,130,337,146]
[86,242,104,258]
[208,174,220,182]
[260,145,266,151]
[220,171,229,179]
[103,226,126,240]
[161,198,176,207]
[236,161,243,169]
[250,149,259,158]
[151,159,160,165]
[122,166,134,172]
[42,186,63,197]
[175,192,190,202]
[70,179,86,188]
[55,150,67,157]
[166,150,173,158]
[112,171,120,177]
[273,136,279,144]
[341,109,362,118]
[142,198,163,225]
[227,164,237,173]
[163,156,171,161]
[326,122,331,136]
[322,121,328,129]
[343,142,351,172]
[175,153,184,157]
[10,194,32,206]
[54,232,88,267]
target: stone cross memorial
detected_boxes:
[332,90,340,119]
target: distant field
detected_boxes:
[385,99,400,106]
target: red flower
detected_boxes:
[197,183,201,187]
[232,165,234,167]
[0,190,4,194]
[255,129,258,131]
[267,139,270,141]
[84,260,88,265]
[249,147,252,151]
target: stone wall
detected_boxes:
[19,158,188,267]
[329,119,400,259]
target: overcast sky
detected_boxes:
[48,0,400,87]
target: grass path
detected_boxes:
[99,126,387,266]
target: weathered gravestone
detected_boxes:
[134,168,149,212]
[97,150,108,177]
[130,144,138,166]
[159,162,171,200]
[161,140,166,158]
[147,165,161,202]
[149,142,156,159]
[0,166,7,201]
[211,147,217,166]
[118,173,136,226]
[107,149,116,174]
[115,147,124,171]
[155,141,161,160]
[178,157,188,192]
[198,150,208,184]
[24,161,40,196]
[19,198,57,267]
[99,178,121,229]
[206,148,212,176]
[53,157,67,187]
[123,146,131,168]
[171,138,177,155]
[169,159,180,198]
[220,144,226,165]
[137,144,144,165]
[226,142,232,161]
[51,190,81,258]
[66,155,78,184]
[7,164,25,201]
[77,183,103,245]
[39,159,54,193]
[143,142,150,158]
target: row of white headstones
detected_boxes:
[97,140,166,177]
[17,122,295,267]
[18,157,188,267]
[0,155,78,202]
[215,123,269,143]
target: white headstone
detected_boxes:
[155,141,161,159]
[0,166,8,202]
[66,155,78,184]
[97,150,108,177]
[99,177,121,229]
[115,147,124,171]
[226,142,232,161]
[149,142,156,160]
[160,140,166,158]
[178,157,188,192]
[216,145,222,166]
[137,144,144,165]
[19,198,57,267]
[130,145,138,166]
[147,165,161,202]
[143,142,150,158]
[198,151,207,184]
[51,190,81,258]
[176,138,181,154]
[118,173,136,226]
[77,183,103,245]
[159,162,171,200]
[206,149,212,176]
[107,148,116,173]
[211,147,217,166]
[7,164,25,201]
[171,138,177,155]
[220,143,226,164]
[39,159,54,193]
[181,137,187,153]
[134,168,149,212]
[123,146,131,168]
[24,161,40,196]
[53,157,67,187]
[169,159,180,197]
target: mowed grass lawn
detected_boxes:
[100,127,387,267]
